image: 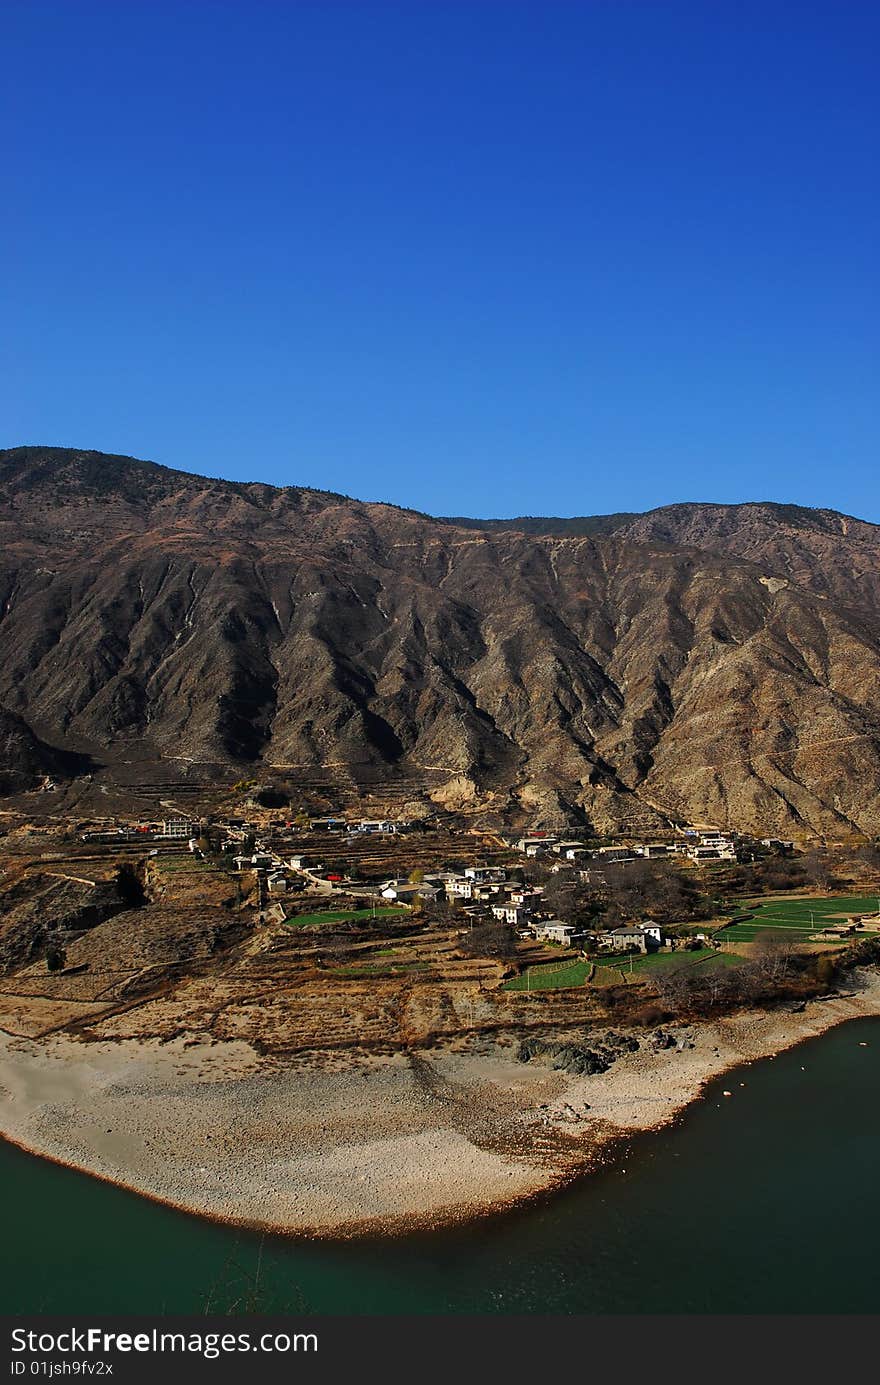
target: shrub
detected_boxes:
[46,942,66,972]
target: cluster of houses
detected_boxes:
[167,832,687,952]
[75,805,766,954]
[80,817,198,844]
[369,866,673,953]
[681,830,737,862]
[508,829,738,865]
[376,867,585,947]
[307,816,411,835]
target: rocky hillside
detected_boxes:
[448,503,880,612]
[0,705,89,794]
[1,446,879,837]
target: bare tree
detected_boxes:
[749,930,797,985]
[855,842,880,878]
[529,865,601,926]
[650,960,697,1011]
[460,922,517,960]
[802,849,831,892]
[597,860,710,928]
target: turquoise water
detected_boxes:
[3,1017,879,1314]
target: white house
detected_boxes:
[605,922,665,953]
[695,832,736,858]
[605,926,648,953]
[508,888,542,909]
[163,818,193,839]
[381,882,439,903]
[381,884,409,901]
[517,835,558,854]
[687,843,735,862]
[593,846,639,863]
[532,921,577,947]
[577,867,604,885]
[447,876,475,899]
[552,841,584,857]
[492,903,529,927]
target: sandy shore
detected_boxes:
[1,973,879,1236]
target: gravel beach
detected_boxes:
[2,974,879,1236]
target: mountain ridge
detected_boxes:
[1,445,879,837]
[5,444,876,533]
[442,499,878,539]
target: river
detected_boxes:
[3,1017,878,1314]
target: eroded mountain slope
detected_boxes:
[1,446,878,835]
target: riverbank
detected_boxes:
[1,973,879,1237]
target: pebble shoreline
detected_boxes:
[1,974,879,1237]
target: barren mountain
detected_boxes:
[1,446,879,837]
[448,503,880,612]
[0,705,90,794]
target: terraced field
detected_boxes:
[600,948,744,978]
[503,947,744,992]
[502,959,592,992]
[716,894,880,944]
[285,906,409,928]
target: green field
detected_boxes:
[607,947,743,973]
[286,906,409,928]
[502,959,592,991]
[593,947,743,985]
[503,946,744,992]
[716,894,880,944]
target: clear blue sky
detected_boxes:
[3,1,878,519]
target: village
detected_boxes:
[58,803,879,970]
[3,757,880,1036]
